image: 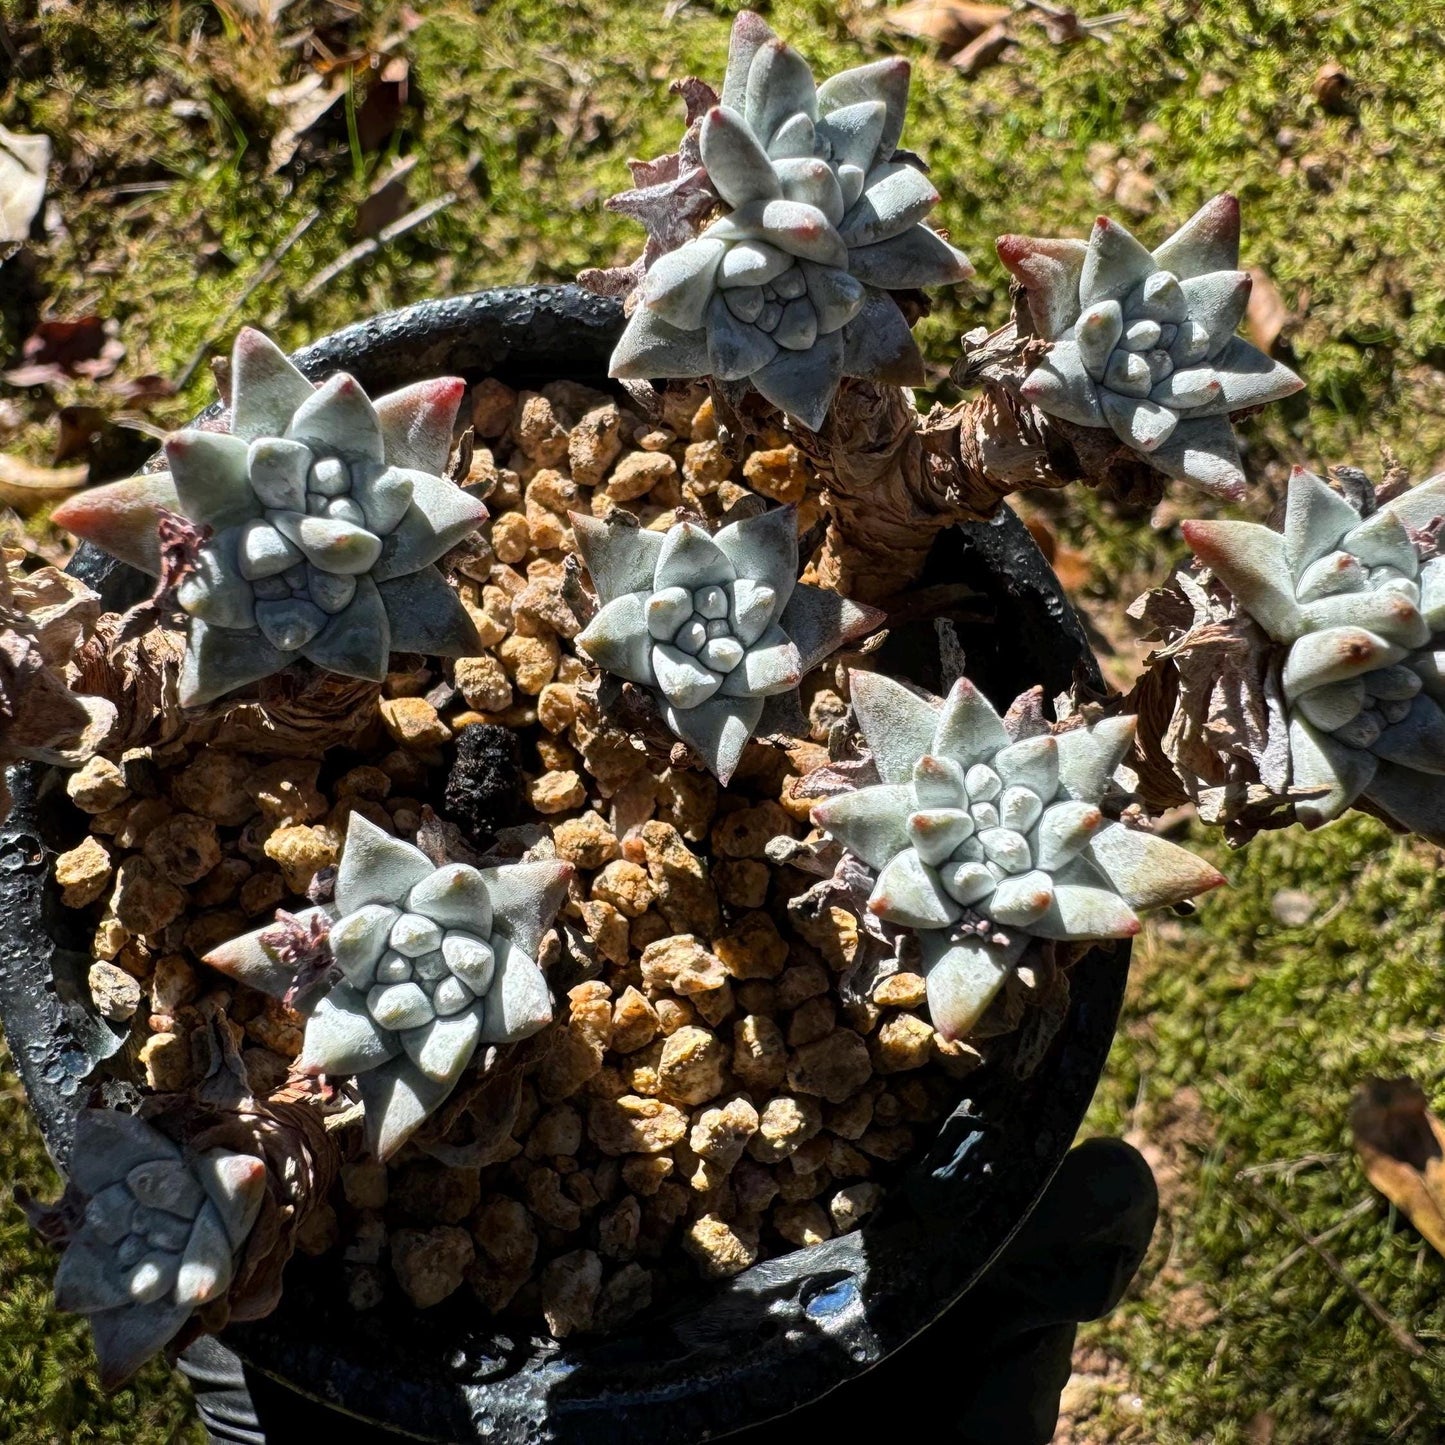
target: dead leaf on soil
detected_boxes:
[1247,266,1294,355]
[0,453,88,511]
[1350,1076,1445,1258]
[952,23,1014,76]
[3,316,125,386]
[266,70,349,173]
[885,0,1010,51]
[0,126,49,246]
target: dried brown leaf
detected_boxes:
[950,22,1013,76]
[0,453,87,511]
[1350,1076,1445,1259]
[885,0,1010,50]
[1246,266,1293,355]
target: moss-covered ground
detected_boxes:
[3,1,1445,1438]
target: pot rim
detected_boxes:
[0,283,1128,1443]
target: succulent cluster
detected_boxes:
[573,508,880,782]
[205,813,571,1159]
[812,673,1222,1039]
[610,9,972,429]
[53,328,485,707]
[51,1109,265,1387]
[1182,465,1445,836]
[998,196,1303,499]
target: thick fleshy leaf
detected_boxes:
[1361,763,1445,845]
[1101,390,1178,453]
[194,1150,266,1250]
[919,932,1026,1041]
[665,693,765,783]
[230,328,314,442]
[779,583,882,672]
[1030,882,1141,940]
[176,532,256,630]
[246,437,309,511]
[576,591,655,685]
[271,511,382,576]
[301,575,390,681]
[814,99,886,172]
[201,904,336,999]
[236,517,302,581]
[929,677,1009,769]
[356,1054,456,1160]
[719,240,793,289]
[480,859,572,958]
[744,33,818,146]
[401,1007,484,1086]
[1080,215,1156,307]
[721,8,774,113]
[706,292,778,381]
[711,199,848,267]
[88,1299,193,1391]
[654,521,737,591]
[477,934,554,1044]
[1377,474,1445,534]
[751,330,846,430]
[1340,507,1420,578]
[849,225,971,290]
[913,754,968,809]
[51,472,181,577]
[609,304,711,380]
[1295,549,1364,603]
[1419,556,1445,631]
[653,642,723,708]
[1282,627,1406,702]
[409,864,491,933]
[164,430,259,531]
[720,624,802,698]
[1033,800,1105,872]
[299,985,401,1075]
[1179,270,1252,346]
[1295,678,1366,732]
[700,106,780,210]
[179,619,291,708]
[1086,821,1224,909]
[1283,466,1360,575]
[769,112,816,160]
[812,783,913,870]
[1149,194,1241,280]
[55,1242,131,1313]
[816,56,910,158]
[1202,336,1305,412]
[335,812,433,915]
[373,376,465,475]
[329,904,400,988]
[285,372,384,465]
[996,234,1089,339]
[851,671,941,783]
[642,236,730,332]
[775,157,845,227]
[869,849,961,929]
[1019,340,1105,427]
[69,1111,180,1197]
[993,734,1059,799]
[1055,716,1136,802]
[1075,299,1123,380]
[714,504,799,612]
[370,472,487,582]
[1372,693,1445,774]
[571,515,666,603]
[1181,518,1303,641]
[907,808,975,866]
[842,290,923,386]
[253,596,326,652]
[377,568,480,656]
[988,870,1055,926]
[1289,713,1377,826]
[839,162,938,248]
[1299,588,1430,649]
[350,462,417,538]
[1146,413,1246,500]
[174,1203,235,1308]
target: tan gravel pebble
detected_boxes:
[379,696,452,749]
[639,934,728,998]
[589,1095,689,1156]
[829,1182,882,1233]
[454,654,514,713]
[110,856,186,935]
[143,812,221,886]
[139,1030,194,1091]
[55,836,112,907]
[657,1026,729,1107]
[552,810,620,868]
[732,1014,788,1092]
[591,860,653,918]
[528,770,587,814]
[391,1226,475,1309]
[87,961,141,1021]
[773,1201,831,1246]
[66,755,129,813]
[747,1096,823,1163]
[787,1029,872,1102]
[871,1013,936,1073]
[610,987,660,1053]
[873,972,928,1008]
[263,824,340,893]
[742,445,809,505]
[689,1097,759,1170]
[713,911,788,980]
[682,1214,758,1280]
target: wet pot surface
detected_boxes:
[0,286,1129,1443]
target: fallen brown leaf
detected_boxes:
[357,55,411,152]
[885,0,1009,51]
[951,22,1013,76]
[0,453,88,511]
[1350,1076,1445,1258]
[266,70,349,173]
[1247,266,1293,355]
[1313,61,1352,115]
[3,315,125,386]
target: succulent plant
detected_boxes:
[204,812,571,1159]
[48,1108,265,1387]
[811,672,1223,1039]
[52,328,485,707]
[1182,465,1445,836]
[997,196,1303,499]
[572,507,881,782]
[608,10,972,430]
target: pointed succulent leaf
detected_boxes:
[778,584,882,671]
[284,372,384,464]
[230,328,314,442]
[50,472,183,577]
[1360,763,1445,845]
[572,515,666,604]
[869,849,962,929]
[1289,713,1377,826]
[1181,519,1303,641]
[811,784,914,871]
[609,304,713,379]
[848,226,972,290]
[1283,466,1360,575]
[713,503,799,612]
[1281,627,1406,701]
[814,99,887,172]
[299,985,402,1075]
[1178,270,1252,344]
[369,472,488,582]
[1146,413,1246,500]
[816,56,911,158]
[1150,194,1241,279]
[479,859,572,959]
[1030,882,1141,941]
[996,234,1089,339]
[477,934,554,1044]
[1080,215,1156,307]
[838,162,939,248]
[1019,340,1105,427]
[164,430,259,532]
[665,693,765,784]
[700,107,781,210]
[774,158,845,227]
[335,812,434,915]
[174,1204,235,1308]
[1298,588,1430,649]
[201,904,336,999]
[850,671,942,784]
[929,677,1010,768]
[993,734,1059,798]
[178,620,292,709]
[377,569,481,657]
[1101,390,1178,452]
[1339,507,1420,577]
[373,376,465,475]
[1377,475,1445,533]
[1085,822,1224,910]
[841,290,923,387]
[246,437,310,511]
[1201,335,1305,412]
[408,864,492,934]
[918,932,1025,1042]
[750,329,846,429]
[1371,693,1445,774]
[1055,715,1136,801]
[356,1054,456,1161]
[401,1008,484,1087]
[301,574,390,682]
[642,237,731,331]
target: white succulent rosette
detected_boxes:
[204,813,571,1158]
[51,1109,265,1387]
[998,195,1303,499]
[53,327,485,707]
[571,507,881,783]
[609,10,972,430]
[812,672,1223,1039]
[1183,465,1445,838]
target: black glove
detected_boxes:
[178,1137,1156,1445]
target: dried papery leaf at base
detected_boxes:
[1350,1076,1445,1260]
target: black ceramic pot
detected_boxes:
[0,286,1129,1443]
